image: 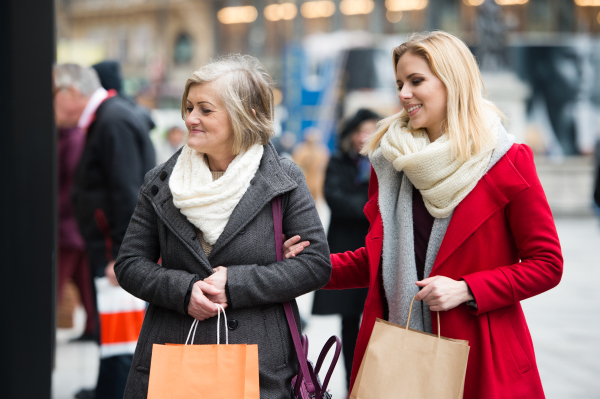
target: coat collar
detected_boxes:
[142,142,296,272]
[432,143,529,271]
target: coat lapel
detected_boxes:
[144,149,214,275]
[146,143,297,269]
[432,148,529,271]
[208,143,297,259]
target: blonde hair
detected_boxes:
[181,54,275,155]
[362,31,502,161]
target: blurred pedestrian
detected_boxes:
[292,128,330,202]
[311,108,379,389]
[57,125,96,341]
[271,131,297,160]
[155,126,186,164]
[92,61,123,94]
[113,54,331,399]
[54,63,156,399]
[92,60,155,131]
[285,31,563,399]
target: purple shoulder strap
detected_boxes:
[272,196,341,399]
[271,196,317,396]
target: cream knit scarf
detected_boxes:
[380,113,500,218]
[169,144,264,245]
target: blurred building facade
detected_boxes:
[56,0,600,215]
[56,0,217,107]
[56,0,600,105]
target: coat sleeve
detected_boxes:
[462,145,563,315]
[114,169,198,315]
[97,118,153,261]
[225,162,332,310]
[324,156,368,221]
[324,247,370,290]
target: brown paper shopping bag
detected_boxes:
[147,305,259,399]
[350,296,470,399]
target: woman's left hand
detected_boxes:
[204,266,228,304]
[414,276,473,312]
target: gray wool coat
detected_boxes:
[114,142,332,399]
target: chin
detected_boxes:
[409,119,424,130]
[186,139,205,153]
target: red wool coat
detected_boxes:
[325,144,563,399]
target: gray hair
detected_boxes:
[181,54,275,155]
[54,63,101,97]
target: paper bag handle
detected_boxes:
[406,295,441,339]
[185,304,229,345]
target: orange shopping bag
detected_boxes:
[147,305,259,399]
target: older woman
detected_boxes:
[114,55,331,399]
[286,31,563,398]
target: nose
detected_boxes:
[185,113,200,128]
[398,85,412,102]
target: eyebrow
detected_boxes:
[396,72,424,83]
[186,99,215,107]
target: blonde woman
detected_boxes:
[115,55,331,399]
[285,31,563,398]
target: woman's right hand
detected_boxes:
[187,280,228,321]
[282,235,310,258]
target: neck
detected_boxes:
[206,152,236,172]
[425,125,443,143]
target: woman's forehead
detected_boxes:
[187,81,221,104]
[396,53,430,78]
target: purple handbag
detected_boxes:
[271,196,342,399]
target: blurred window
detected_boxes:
[174,33,193,65]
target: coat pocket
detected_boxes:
[261,306,288,369]
[499,313,531,374]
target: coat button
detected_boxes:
[151,185,159,195]
[239,227,246,235]
[227,319,238,330]
[159,171,168,181]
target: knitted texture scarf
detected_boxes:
[371,123,514,333]
[170,144,264,245]
[379,113,500,218]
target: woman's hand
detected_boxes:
[187,280,227,321]
[105,260,119,286]
[282,235,310,259]
[414,276,474,312]
[203,266,228,304]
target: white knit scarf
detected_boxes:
[380,113,500,218]
[169,144,264,245]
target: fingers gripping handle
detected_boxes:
[185,304,229,345]
[407,294,441,339]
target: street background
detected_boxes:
[51,0,600,397]
[53,214,600,399]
